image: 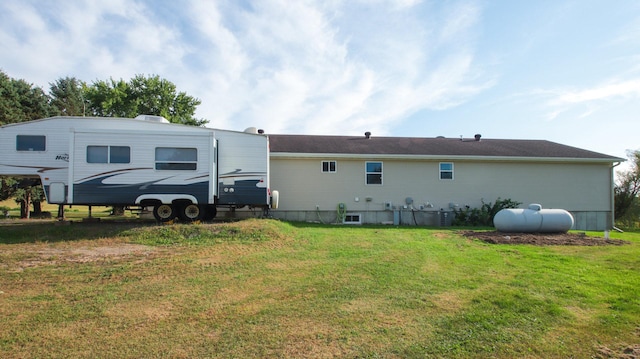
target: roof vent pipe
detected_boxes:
[365,131,371,139]
[474,134,482,141]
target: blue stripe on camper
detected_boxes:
[73,176,209,205]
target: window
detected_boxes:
[17,135,46,151]
[87,146,130,164]
[343,213,362,224]
[110,146,130,163]
[439,162,454,180]
[155,147,197,170]
[322,160,336,173]
[87,146,108,163]
[366,161,382,185]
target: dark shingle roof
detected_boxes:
[269,134,622,161]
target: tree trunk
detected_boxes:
[33,201,42,215]
[20,201,27,219]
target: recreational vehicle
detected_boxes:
[0,115,277,222]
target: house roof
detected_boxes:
[268,134,623,162]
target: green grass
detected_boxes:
[0,219,638,358]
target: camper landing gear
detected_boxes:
[153,204,176,222]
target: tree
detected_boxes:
[0,70,52,125]
[0,71,53,217]
[49,77,87,116]
[614,150,640,226]
[85,74,206,126]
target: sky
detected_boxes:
[0,0,638,170]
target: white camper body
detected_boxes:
[0,116,273,221]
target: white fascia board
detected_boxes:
[270,152,624,164]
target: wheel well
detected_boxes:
[140,199,161,207]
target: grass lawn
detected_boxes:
[0,219,638,358]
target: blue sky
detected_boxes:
[0,0,638,169]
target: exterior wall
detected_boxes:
[269,157,614,230]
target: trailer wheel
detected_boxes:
[202,205,217,221]
[179,203,202,221]
[153,204,176,222]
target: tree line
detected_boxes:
[0,70,206,218]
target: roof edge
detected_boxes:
[270,152,625,163]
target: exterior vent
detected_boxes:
[135,115,169,123]
[365,131,371,139]
[474,134,482,141]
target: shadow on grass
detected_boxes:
[0,216,257,245]
[0,218,157,244]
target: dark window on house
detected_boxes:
[16,135,46,151]
[366,161,383,185]
[322,160,336,173]
[87,146,131,164]
[440,162,454,180]
[155,147,197,170]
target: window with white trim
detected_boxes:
[366,161,383,185]
[155,147,197,170]
[439,162,454,180]
[321,160,336,173]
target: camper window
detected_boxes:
[155,147,197,170]
[16,135,46,151]
[110,146,130,163]
[87,146,131,164]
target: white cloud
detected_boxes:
[0,0,490,135]
[541,78,640,120]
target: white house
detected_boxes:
[267,133,623,230]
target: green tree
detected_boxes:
[0,71,53,217]
[49,77,87,116]
[85,74,206,126]
[615,150,640,227]
[0,70,52,125]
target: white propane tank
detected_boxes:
[493,204,574,233]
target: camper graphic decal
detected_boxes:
[55,153,69,162]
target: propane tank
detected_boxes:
[494,204,574,233]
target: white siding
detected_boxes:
[270,157,614,229]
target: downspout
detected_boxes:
[610,161,622,233]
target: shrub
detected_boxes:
[453,198,522,227]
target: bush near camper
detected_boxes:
[452,197,522,227]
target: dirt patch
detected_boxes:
[595,344,640,359]
[460,231,629,246]
[5,243,157,272]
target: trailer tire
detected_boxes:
[202,205,217,221]
[179,203,202,222]
[153,204,176,222]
